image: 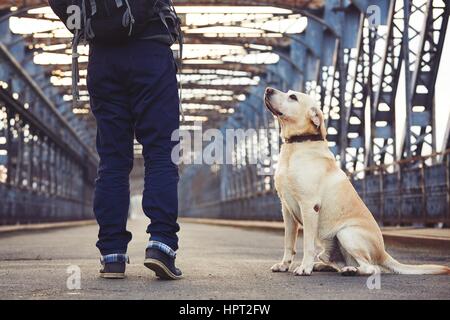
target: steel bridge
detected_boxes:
[0,0,449,226]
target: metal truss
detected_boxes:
[401,0,450,159]
[342,17,375,173]
[176,0,450,226]
[366,0,404,167]
[10,16,287,130]
[0,43,97,223]
[0,0,324,11]
[1,1,450,226]
[304,0,449,171]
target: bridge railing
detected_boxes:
[350,150,450,226]
[180,150,450,227]
[0,41,97,225]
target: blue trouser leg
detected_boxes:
[88,40,180,255]
[88,44,134,255]
[128,40,180,251]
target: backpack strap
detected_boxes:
[72,0,92,107]
[156,0,185,121]
[174,6,185,123]
[177,24,184,122]
[89,0,97,16]
[122,0,136,36]
[71,29,82,108]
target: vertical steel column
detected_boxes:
[402,0,450,158]
[5,107,12,186]
[403,0,413,159]
[342,13,369,172]
[324,38,343,157]
[367,0,404,166]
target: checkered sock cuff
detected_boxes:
[100,253,129,265]
[147,240,176,258]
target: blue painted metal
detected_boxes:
[179,0,450,227]
[366,0,404,167]
[1,1,449,226]
[0,17,97,224]
[401,0,450,159]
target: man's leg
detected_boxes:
[129,40,180,255]
[87,44,134,258]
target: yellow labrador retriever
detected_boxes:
[264,87,450,276]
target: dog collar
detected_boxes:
[284,134,324,144]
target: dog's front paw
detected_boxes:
[271,261,291,272]
[293,264,314,276]
[313,261,339,272]
[340,266,358,276]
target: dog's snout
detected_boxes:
[265,87,274,96]
[264,87,283,116]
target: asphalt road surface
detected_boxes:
[1,218,449,299]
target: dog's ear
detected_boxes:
[308,106,327,139]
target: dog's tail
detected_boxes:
[381,253,450,275]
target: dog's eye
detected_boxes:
[289,94,298,101]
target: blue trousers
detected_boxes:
[87,40,180,255]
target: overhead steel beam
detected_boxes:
[175,0,324,8]
[22,33,289,50]
[67,83,250,94]
[0,41,96,165]
[47,61,268,75]
[0,0,325,11]
[181,99,237,108]
[184,34,290,48]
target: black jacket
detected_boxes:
[48,0,176,45]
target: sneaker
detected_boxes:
[99,254,129,279]
[144,242,182,280]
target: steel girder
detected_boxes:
[6,1,448,166]
[401,0,450,159]
[0,60,97,224]
[343,2,391,170]
[0,43,96,165]
[3,2,330,131]
[180,0,450,226]
[2,0,450,224]
[298,0,448,172]
[175,0,324,8]
[319,2,389,171]
[0,0,324,10]
[0,13,98,224]
[322,45,341,154]
[179,34,290,49]
[21,34,290,49]
[3,5,292,131]
[366,0,405,167]
[181,99,237,107]
[341,14,373,173]
[0,88,96,223]
[50,62,268,76]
